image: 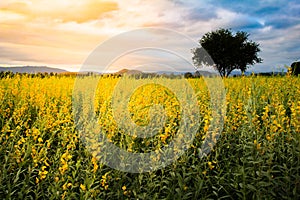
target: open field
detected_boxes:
[0,75,299,199]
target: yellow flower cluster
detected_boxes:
[59,151,72,175]
[0,74,299,198]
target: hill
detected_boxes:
[0,66,68,74]
[114,68,143,75]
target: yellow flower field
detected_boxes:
[0,74,299,199]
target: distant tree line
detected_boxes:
[0,71,112,79]
[183,71,204,78]
[0,71,55,79]
[0,71,82,79]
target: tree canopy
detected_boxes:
[192,28,262,77]
[291,61,300,76]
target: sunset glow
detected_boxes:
[0,0,299,72]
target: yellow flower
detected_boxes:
[38,137,43,143]
[257,143,261,150]
[39,167,48,180]
[59,163,68,174]
[63,183,67,190]
[122,185,129,195]
[91,156,99,173]
[91,156,97,163]
[208,162,214,170]
[44,160,50,167]
[247,89,251,96]
[80,184,86,191]
[61,191,67,199]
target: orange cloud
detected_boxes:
[0,0,118,23]
[0,0,186,70]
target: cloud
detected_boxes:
[209,9,264,30]
[0,45,35,62]
[0,0,118,23]
[173,0,300,71]
[0,1,119,70]
[0,0,299,72]
[0,42,88,65]
[0,19,110,70]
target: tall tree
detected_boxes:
[192,28,262,77]
[291,61,300,76]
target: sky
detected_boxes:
[0,0,299,72]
